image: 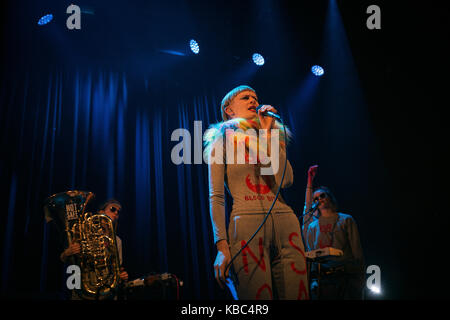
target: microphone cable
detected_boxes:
[224,115,288,277]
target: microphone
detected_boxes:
[256,105,281,121]
[305,200,319,216]
[311,200,319,212]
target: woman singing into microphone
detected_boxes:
[204,85,309,300]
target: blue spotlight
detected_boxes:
[252,53,265,66]
[38,14,53,26]
[159,49,185,56]
[190,39,200,54]
[311,65,324,76]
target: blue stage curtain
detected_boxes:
[0,70,227,299]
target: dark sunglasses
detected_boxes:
[110,207,121,214]
[313,193,328,202]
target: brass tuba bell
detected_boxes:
[44,190,121,300]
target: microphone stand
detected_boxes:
[301,202,319,228]
[300,202,319,252]
[300,202,319,300]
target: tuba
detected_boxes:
[44,190,121,300]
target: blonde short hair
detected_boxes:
[220,85,256,121]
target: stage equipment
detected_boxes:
[190,39,200,54]
[311,65,324,76]
[125,273,182,300]
[252,53,265,66]
[305,247,344,260]
[38,14,53,26]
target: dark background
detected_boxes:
[0,0,447,301]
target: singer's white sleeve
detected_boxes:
[208,139,227,245]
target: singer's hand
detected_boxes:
[214,240,231,289]
[258,105,277,131]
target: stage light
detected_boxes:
[311,65,324,76]
[368,285,381,294]
[38,14,53,26]
[190,39,200,54]
[252,53,265,66]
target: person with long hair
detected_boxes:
[97,199,129,286]
[302,165,365,299]
[204,85,309,300]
